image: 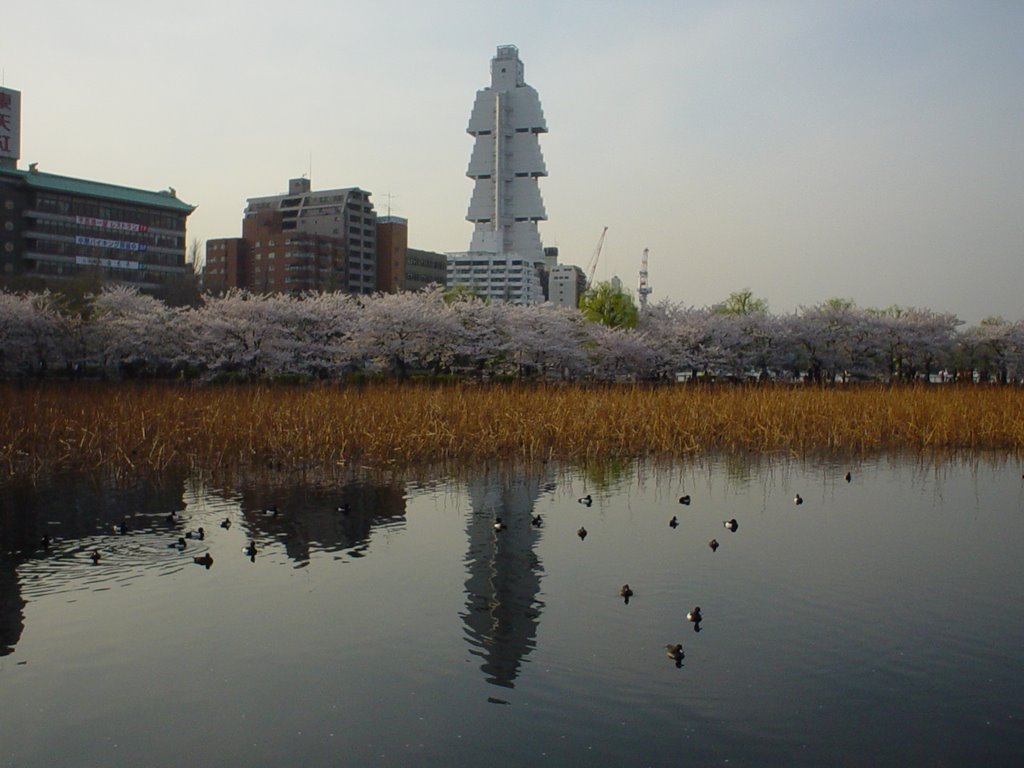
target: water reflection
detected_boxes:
[0,567,22,656]
[0,471,193,655]
[0,470,411,656]
[461,465,548,689]
[227,480,407,564]
[1,455,1022,767]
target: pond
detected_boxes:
[1,455,1022,767]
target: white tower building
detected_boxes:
[448,45,550,304]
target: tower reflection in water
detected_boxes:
[461,466,548,690]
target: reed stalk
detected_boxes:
[2,382,1023,480]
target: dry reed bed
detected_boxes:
[2,382,1024,479]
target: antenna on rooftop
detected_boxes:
[380,192,400,217]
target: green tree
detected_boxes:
[713,288,768,316]
[443,284,485,304]
[579,281,639,329]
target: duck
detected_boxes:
[185,527,205,540]
[665,644,685,663]
[220,518,231,529]
[165,511,178,524]
[193,553,214,569]
[578,494,593,506]
[669,515,679,528]
[493,517,507,531]
[577,526,588,541]
[687,606,702,623]
[619,584,634,600]
[531,514,543,527]
[169,536,187,550]
[794,493,803,505]
[708,538,719,552]
[244,541,258,558]
[723,518,738,532]
[40,534,51,550]
[265,505,280,517]
[89,550,101,564]
[336,503,351,514]
[844,471,852,483]
[678,495,691,506]
[114,519,128,535]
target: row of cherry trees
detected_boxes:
[1,287,1023,383]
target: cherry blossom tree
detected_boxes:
[0,291,60,376]
[87,286,185,376]
[351,288,459,377]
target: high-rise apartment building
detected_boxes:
[448,45,550,304]
[205,178,376,295]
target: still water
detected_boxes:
[1,455,1022,767]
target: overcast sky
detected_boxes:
[4,1,1022,323]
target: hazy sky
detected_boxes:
[4,1,1022,323]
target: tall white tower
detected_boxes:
[465,45,548,260]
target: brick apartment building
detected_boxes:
[205,178,376,295]
[376,216,446,293]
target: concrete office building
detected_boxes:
[447,45,550,304]
[549,264,587,309]
[404,248,447,292]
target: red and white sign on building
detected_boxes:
[0,87,21,163]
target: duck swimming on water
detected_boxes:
[185,527,205,540]
[193,553,214,569]
[666,644,685,666]
[578,494,592,507]
[669,516,679,528]
[687,606,702,623]
[678,495,691,505]
[577,526,588,541]
[723,519,738,532]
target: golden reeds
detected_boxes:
[2,382,1024,480]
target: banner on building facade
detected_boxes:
[74,255,141,271]
[75,235,148,252]
[0,87,20,162]
[75,215,150,234]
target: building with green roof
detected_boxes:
[0,165,195,299]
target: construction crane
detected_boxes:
[585,226,608,290]
[637,247,653,310]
